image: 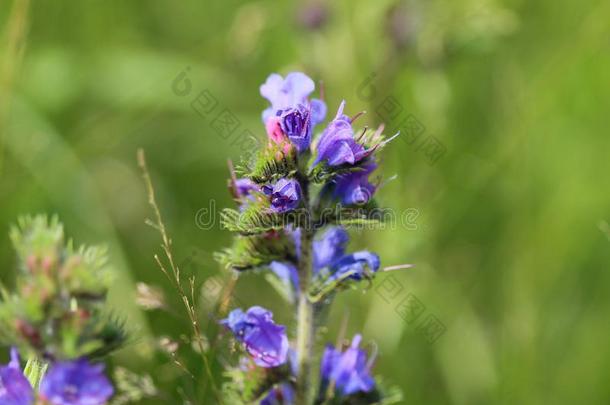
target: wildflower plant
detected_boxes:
[0,215,122,405]
[216,72,403,404]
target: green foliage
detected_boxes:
[215,230,297,271]
[220,204,309,235]
[308,161,363,185]
[9,215,64,270]
[308,266,376,304]
[110,367,158,405]
[312,199,386,230]
[23,357,48,390]
[0,215,126,360]
[222,362,293,403]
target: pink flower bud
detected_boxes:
[265,116,287,145]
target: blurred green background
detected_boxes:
[1,0,610,404]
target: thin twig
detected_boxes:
[137,149,222,403]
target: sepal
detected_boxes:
[222,359,293,403]
[244,141,298,184]
[214,231,298,271]
[307,264,376,304]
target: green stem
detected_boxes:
[295,227,314,405]
[24,357,48,390]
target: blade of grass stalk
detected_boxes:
[138,148,222,403]
[0,0,30,176]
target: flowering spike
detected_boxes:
[217,71,405,403]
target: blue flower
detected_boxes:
[0,348,34,405]
[260,72,326,126]
[320,334,375,396]
[332,163,377,205]
[221,306,289,368]
[40,359,114,405]
[260,383,294,405]
[263,178,302,213]
[314,101,367,167]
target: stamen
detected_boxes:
[382,264,415,272]
[380,131,400,146]
[377,174,398,190]
[351,110,367,123]
[374,123,385,138]
[356,127,368,142]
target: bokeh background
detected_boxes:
[1,0,610,404]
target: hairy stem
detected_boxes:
[296,169,315,405]
[295,227,314,405]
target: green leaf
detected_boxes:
[215,230,297,271]
[220,205,309,235]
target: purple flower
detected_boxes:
[260,383,294,405]
[263,178,302,213]
[313,227,380,285]
[270,261,299,292]
[235,178,260,199]
[278,105,312,152]
[260,72,326,126]
[315,227,380,282]
[320,334,375,396]
[314,101,367,167]
[40,359,113,405]
[232,178,261,211]
[221,306,289,368]
[269,226,346,292]
[332,163,377,205]
[310,99,327,126]
[0,348,34,405]
[329,251,380,282]
[271,227,379,293]
[312,227,349,271]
